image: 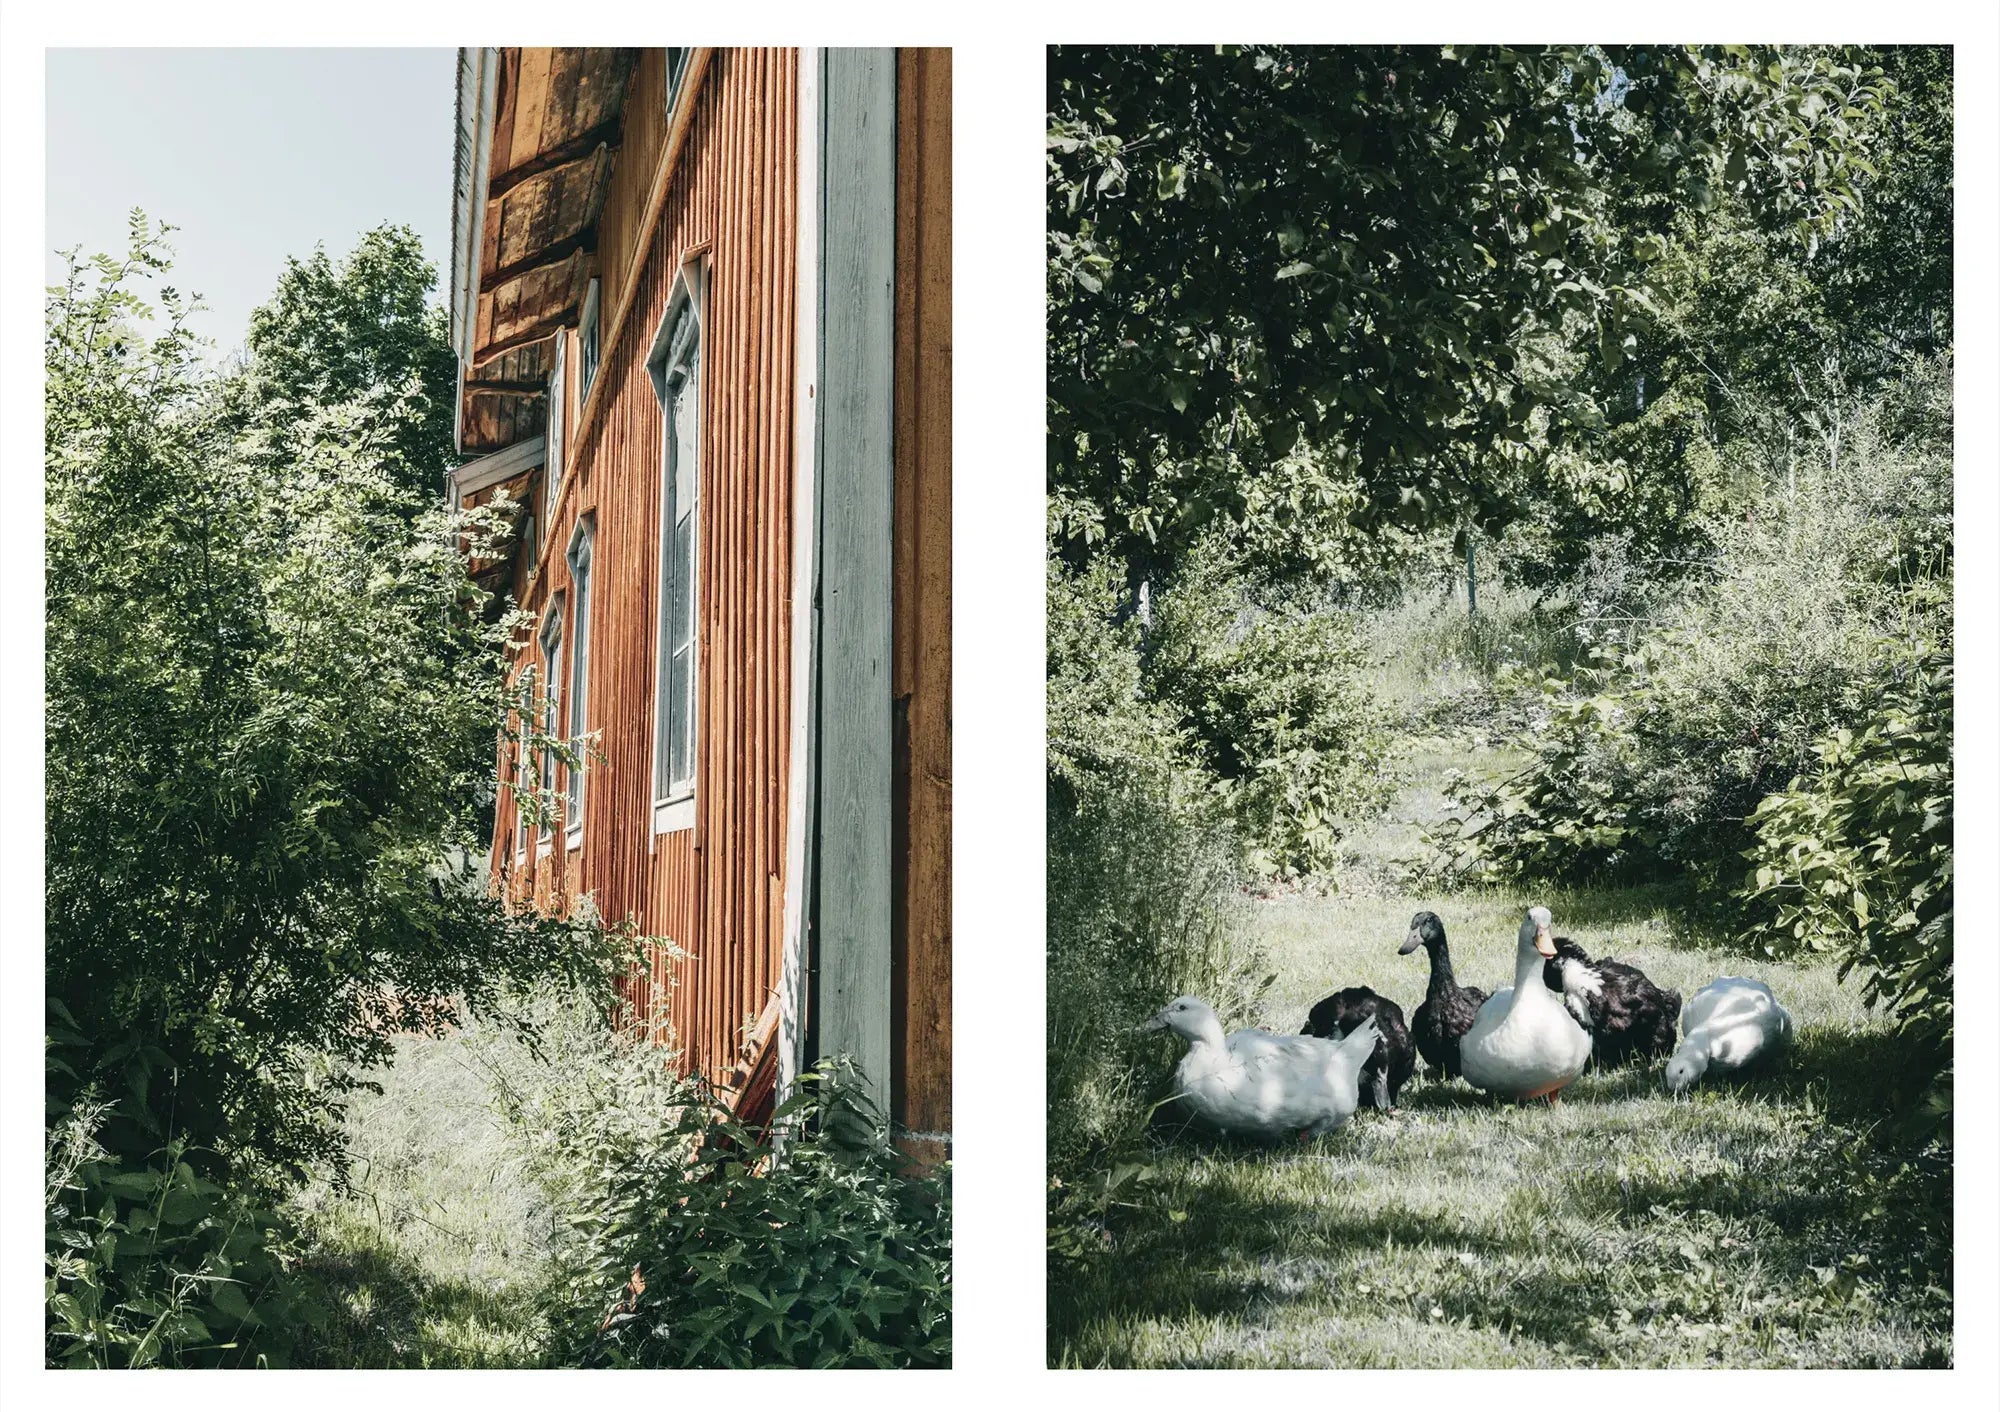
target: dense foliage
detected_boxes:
[44,1044,327,1369]
[1739,646,1952,1117]
[1143,544,1387,876]
[45,220,627,1365]
[232,225,460,500]
[537,1062,952,1369]
[1049,44,1894,582]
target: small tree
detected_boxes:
[233,224,460,501]
[46,218,628,1188]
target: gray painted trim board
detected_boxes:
[811,47,898,1104]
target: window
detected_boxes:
[665,49,692,115]
[565,517,594,848]
[512,675,531,861]
[647,266,702,832]
[537,605,564,849]
[544,337,567,527]
[578,278,602,400]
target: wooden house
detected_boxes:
[446,47,951,1163]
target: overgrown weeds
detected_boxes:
[288,982,951,1369]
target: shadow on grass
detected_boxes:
[293,1220,546,1369]
[1062,1022,1950,1369]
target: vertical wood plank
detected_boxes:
[813,47,897,1102]
[892,46,953,1162]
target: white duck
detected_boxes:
[1143,996,1380,1140]
[1459,906,1593,1102]
[1664,976,1795,1095]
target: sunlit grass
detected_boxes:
[287,1021,561,1368]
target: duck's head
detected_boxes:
[1664,1046,1709,1096]
[1518,906,1556,959]
[1141,995,1221,1042]
[1399,910,1447,955]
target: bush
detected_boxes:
[1046,553,1269,1171]
[1046,553,1189,810]
[1435,370,1950,897]
[537,1061,951,1369]
[1738,644,1952,1118]
[46,226,630,1193]
[1145,541,1388,877]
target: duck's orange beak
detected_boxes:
[1534,925,1556,958]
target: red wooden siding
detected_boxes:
[891,48,953,1160]
[493,48,798,1093]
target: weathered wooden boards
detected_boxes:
[815,46,899,1115]
[892,46,954,1164]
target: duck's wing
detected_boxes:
[1193,1036,1335,1131]
[1226,1026,1289,1055]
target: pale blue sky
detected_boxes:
[47,48,456,356]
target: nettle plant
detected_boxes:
[45,1017,327,1368]
[546,1061,952,1369]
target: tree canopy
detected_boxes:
[233,224,460,500]
[1047,44,1901,581]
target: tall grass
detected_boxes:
[1047,775,1263,1168]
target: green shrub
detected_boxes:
[1144,541,1388,877]
[45,1019,325,1368]
[538,1062,951,1369]
[1435,371,1950,897]
[1046,553,1191,809]
[1738,644,1952,1118]
[1047,553,1269,1171]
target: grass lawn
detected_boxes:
[1049,883,1951,1368]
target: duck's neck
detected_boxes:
[1187,1014,1229,1051]
[1512,942,1556,1001]
[1426,941,1460,995]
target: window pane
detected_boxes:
[671,374,697,513]
[568,575,589,815]
[670,514,693,654]
[670,644,691,787]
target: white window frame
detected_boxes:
[511,667,531,863]
[578,278,602,400]
[537,600,565,854]
[544,336,567,530]
[647,261,704,837]
[665,49,693,117]
[564,516,595,851]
